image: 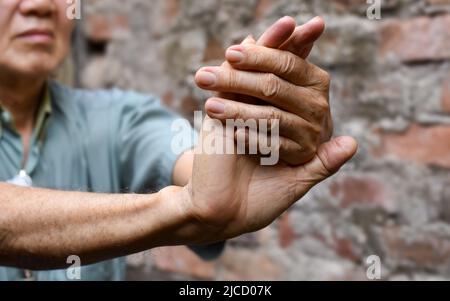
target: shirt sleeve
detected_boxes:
[116,92,197,193]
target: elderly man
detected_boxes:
[0,0,357,281]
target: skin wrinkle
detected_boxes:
[0,227,13,255]
[0,185,181,270]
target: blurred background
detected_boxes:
[64,0,450,280]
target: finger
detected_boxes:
[216,36,258,105]
[205,97,320,144]
[280,16,325,59]
[225,43,329,87]
[257,16,296,48]
[299,43,314,59]
[296,136,358,191]
[216,92,260,106]
[242,35,257,45]
[235,128,311,166]
[196,67,328,122]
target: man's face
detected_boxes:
[0,0,74,77]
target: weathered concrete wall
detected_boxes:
[79,0,450,280]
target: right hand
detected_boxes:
[215,16,326,105]
[202,16,333,166]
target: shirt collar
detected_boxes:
[34,83,53,141]
[0,82,52,139]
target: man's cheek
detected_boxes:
[0,43,12,64]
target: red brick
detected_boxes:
[382,226,450,267]
[379,15,450,62]
[278,212,296,248]
[331,235,361,262]
[330,0,369,11]
[84,14,130,42]
[202,38,225,62]
[254,0,281,20]
[165,0,180,24]
[304,232,361,262]
[180,94,201,120]
[152,246,217,280]
[220,248,282,281]
[426,0,450,4]
[330,0,401,12]
[330,176,389,209]
[162,90,174,108]
[442,74,450,113]
[375,124,450,168]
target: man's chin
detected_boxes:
[8,62,56,79]
[7,49,58,76]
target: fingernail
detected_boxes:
[196,70,217,87]
[206,99,225,114]
[280,16,294,23]
[336,136,358,152]
[226,46,244,63]
[311,16,323,23]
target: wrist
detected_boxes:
[160,185,229,245]
[158,185,204,245]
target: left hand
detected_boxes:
[195,18,332,165]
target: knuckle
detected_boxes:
[301,125,322,149]
[317,69,331,89]
[301,123,321,142]
[267,107,282,131]
[261,73,281,99]
[292,141,305,154]
[310,124,322,138]
[312,98,330,121]
[233,105,245,120]
[309,143,318,155]
[302,143,317,159]
[268,106,281,122]
[251,46,263,63]
[318,99,330,113]
[224,68,239,90]
[245,45,263,67]
[279,53,297,76]
[275,137,284,153]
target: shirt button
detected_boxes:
[23,270,36,281]
[1,111,12,124]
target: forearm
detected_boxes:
[0,183,197,270]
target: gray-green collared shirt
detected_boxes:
[0,81,222,281]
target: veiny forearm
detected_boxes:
[0,183,195,270]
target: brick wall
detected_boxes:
[79,0,450,280]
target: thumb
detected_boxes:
[299,136,358,187]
